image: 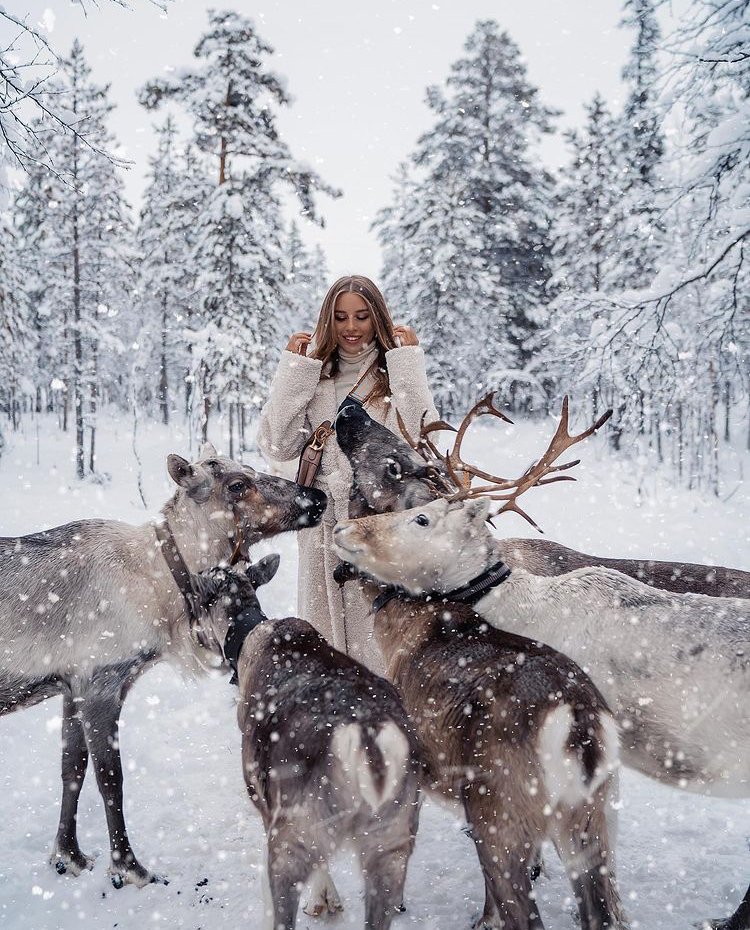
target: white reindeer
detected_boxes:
[333,496,750,929]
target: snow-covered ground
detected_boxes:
[0,410,748,930]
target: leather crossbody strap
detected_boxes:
[296,360,379,487]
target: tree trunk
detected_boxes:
[160,290,169,425]
[228,399,235,460]
[200,359,210,444]
[73,213,84,479]
[88,336,98,475]
[723,379,731,443]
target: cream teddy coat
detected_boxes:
[256,346,438,673]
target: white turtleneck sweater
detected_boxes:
[334,343,379,406]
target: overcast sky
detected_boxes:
[20,0,647,285]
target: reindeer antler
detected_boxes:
[450,397,612,531]
[396,394,611,530]
[444,393,513,489]
[396,393,512,490]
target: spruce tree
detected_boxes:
[539,93,624,414]
[376,21,557,415]
[283,221,328,334]
[0,213,36,432]
[615,0,665,285]
[136,118,207,425]
[13,41,131,477]
[140,9,338,447]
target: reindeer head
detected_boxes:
[333,396,612,593]
[193,554,280,672]
[166,442,327,562]
[333,499,494,594]
[335,403,450,517]
[337,397,611,531]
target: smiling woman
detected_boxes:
[256,274,438,675]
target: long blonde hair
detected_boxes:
[311,275,397,403]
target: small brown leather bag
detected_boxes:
[294,361,377,488]
[295,420,334,487]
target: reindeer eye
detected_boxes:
[413,513,430,527]
[386,459,402,480]
[227,480,246,495]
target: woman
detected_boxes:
[257,274,438,673]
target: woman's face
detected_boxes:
[333,292,376,354]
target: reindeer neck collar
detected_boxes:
[223,606,267,685]
[155,519,198,618]
[372,560,512,613]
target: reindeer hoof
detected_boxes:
[303,870,344,917]
[109,862,168,890]
[49,846,96,877]
[302,889,344,917]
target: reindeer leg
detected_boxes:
[552,795,626,930]
[50,691,95,876]
[463,789,545,930]
[267,824,315,930]
[81,667,166,889]
[302,862,343,917]
[359,809,416,930]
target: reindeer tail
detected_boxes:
[331,721,411,812]
[537,704,620,807]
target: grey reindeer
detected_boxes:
[195,556,424,930]
[334,397,750,598]
[0,442,326,889]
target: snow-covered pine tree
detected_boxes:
[538,93,625,418]
[376,21,557,415]
[13,41,132,478]
[373,162,421,326]
[283,221,328,335]
[0,212,36,434]
[542,2,668,457]
[135,118,208,425]
[139,9,339,450]
[658,0,749,461]
[12,156,53,417]
[616,0,665,287]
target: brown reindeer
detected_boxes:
[0,442,326,888]
[329,564,627,930]
[197,556,423,930]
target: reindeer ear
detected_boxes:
[198,441,218,459]
[246,553,280,588]
[167,454,213,502]
[465,499,492,522]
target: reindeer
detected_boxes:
[332,405,750,930]
[334,397,750,598]
[194,555,423,930]
[0,442,326,889]
[328,537,627,929]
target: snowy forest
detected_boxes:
[0,0,747,492]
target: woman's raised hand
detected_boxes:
[286,332,313,356]
[392,324,419,347]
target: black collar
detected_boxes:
[155,520,198,618]
[223,605,267,685]
[372,560,512,613]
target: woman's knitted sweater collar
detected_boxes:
[334,342,378,405]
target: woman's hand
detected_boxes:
[392,324,419,347]
[286,332,312,356]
